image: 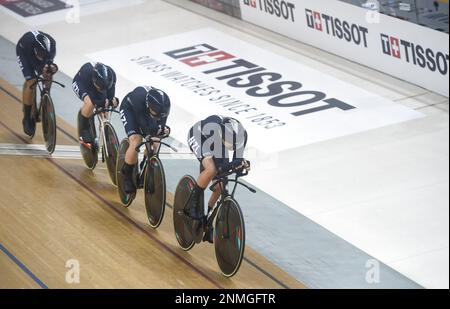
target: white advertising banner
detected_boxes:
[240,0,449,97]
[88,28,423,152]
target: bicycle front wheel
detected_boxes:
[144,156,166,229]
[214,197,246,278]
[173,175,196,251]
[103,122,120,186]
[41,94,57,154]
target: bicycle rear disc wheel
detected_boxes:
[41,94,57,155]
[103,122,120,186]
[144,157,166,229]
[214,197,246,278]
[173,175,196,251]
[116,138,135,207]
[77,111,98,170]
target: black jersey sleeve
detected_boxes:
[72,63,91,101]
[41,32,57,64]
[106,67,117,101]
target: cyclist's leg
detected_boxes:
[77,96,96,144]
[120,102,141,194]
[208,183,221,210]
[186,129,209,218]
[80,96,95,118]
[125,134,142,166]
[201,157,222,243]
[17,47,37,136]
[197,156,217,189]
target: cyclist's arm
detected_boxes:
[106,69,117,101]
[232,129,248,161]
[48,35,56,64]
[72,72,89,102]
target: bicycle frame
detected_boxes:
[30,77,65,114]
[205,171,256,235]
[134,131,176,187]
[94,108,119,160]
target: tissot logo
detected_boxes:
[305,9,369,48]
[381,34,449,75]
[165,44,356,118]
[242,0,296,22]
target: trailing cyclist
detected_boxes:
[16,31,58,137]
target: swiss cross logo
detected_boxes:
[390,37,401,58]
[314,11,322,31]
[306,10,324,32]
[164,44,236,67]
[243,0,257,8]
[181,51,235,67]
[381,34,401,59]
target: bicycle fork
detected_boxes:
[98,119,105,163]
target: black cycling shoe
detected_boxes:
[22,105,36,137]
[122,163,137,194]
[79,132,94,147]
[22,117,36,138]
[187,187,203,220]
[77,111,95,146]
[202,226,214,244]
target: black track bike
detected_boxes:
[29,77,65,154]
[116,130,177,228]
[78,107,120,185]
[173,167,256,277]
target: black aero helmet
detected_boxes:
[146,87,171,119]
[33,32,51,61]
[92,63,113,92]
[219,116,246,150]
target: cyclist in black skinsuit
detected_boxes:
[16,31,58,137]
[187,115,250,243]
[72,62,118,147]
[119,86,171,194]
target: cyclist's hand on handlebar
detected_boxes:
[106,97,119,109]
[243,160,251,172]
[143,135,159,143]
[43,63,58,76]
[233,159,251,175]
[157,125,171,138]
[112,97,119,108]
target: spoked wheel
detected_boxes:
[41,94,57,155]
[173,175,197,251]
[214,197,246,278]
[77,111,98,170]
[116,138,136,207]
[103,122,120,186]
[144,157,166,229]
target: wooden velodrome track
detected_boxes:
[0,78,306,289]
